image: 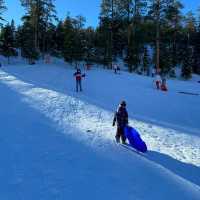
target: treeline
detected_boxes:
[0,0,200,78]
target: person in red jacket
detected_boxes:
[154,73,161,90]
[73,69,85,92]
[161,77,168,91]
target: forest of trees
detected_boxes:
[0,0,200,78]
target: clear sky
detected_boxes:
[2,0,200,27]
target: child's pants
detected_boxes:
[76,80,82,92]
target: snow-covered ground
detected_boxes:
[0,58,200,200]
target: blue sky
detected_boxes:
[2,0,200,27]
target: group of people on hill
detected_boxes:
[73,64,168,93]
[72,65,167,146]
[73,66,128,144]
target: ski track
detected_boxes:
[0,69,200,171]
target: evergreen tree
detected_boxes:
[10,19,17,48]
[124,0,147,72]
[0,23,18,63]
[163,0,183,69]
[99,0,115,68]
[142,46,151,75]
[180,11,196,78]
[62,16,76,63]
[84,27,96,64]
[19,16,39,64]
[40,0,57,55]
[0,0,6,25]
[181,47,193,79]
[95,26,109,65]
[99,0,147,70]
[42,23,56,55]
[193,8,200,74]
[72,15,87,62]
[5,0,196,77]
[54,21,65,55]
[148,0,167,73]
[20,0,57,54]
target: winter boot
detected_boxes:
[115,135,120,143]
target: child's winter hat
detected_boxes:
[120,100,126,106]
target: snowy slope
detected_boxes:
[0,60,200,200]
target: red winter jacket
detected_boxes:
[74,72,82,81]
[74,71,85,81]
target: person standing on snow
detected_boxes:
[160,77,168,91]
[113,64,118,74]
[113,101,129,144]
[73,68,85,92]
[154,73,161,90]
[117,65,120,73]
[152,67,156,77]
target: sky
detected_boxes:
[2,0,200,27]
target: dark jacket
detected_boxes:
[113,106,128,128]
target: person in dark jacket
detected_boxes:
[113,101,128,144]
[73,69,85,92]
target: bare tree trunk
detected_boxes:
[155,0,160,73]
[173,14,178,67]
[109,0,114,69]
[127,0,131,72]
[34,0,39,52]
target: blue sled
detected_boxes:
[124,126,147,153]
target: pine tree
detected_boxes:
[72,15,87,62]
[99,0,115,68]
[179,11,196,78]
[84,27,96,64]
[148,0,167,73]
[95,26,109,65]
[185,11,200,74]
[142,46,150,75]
[19,16,39,64]
[99,0,147,70]
[124,0,147,72]
[62,16,76,63]
[0,0,6,53]
[181,47,193,79]
[0,0,6,25]
[20,0,57,54]
[0,23,18,63]
[193,9,200,74]
[40,0,57,55]
[54,21,65,55]
[164,0,183,69]
[10,19,17,48]
[62,15,87,64]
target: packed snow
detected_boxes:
[0,57,200,200]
